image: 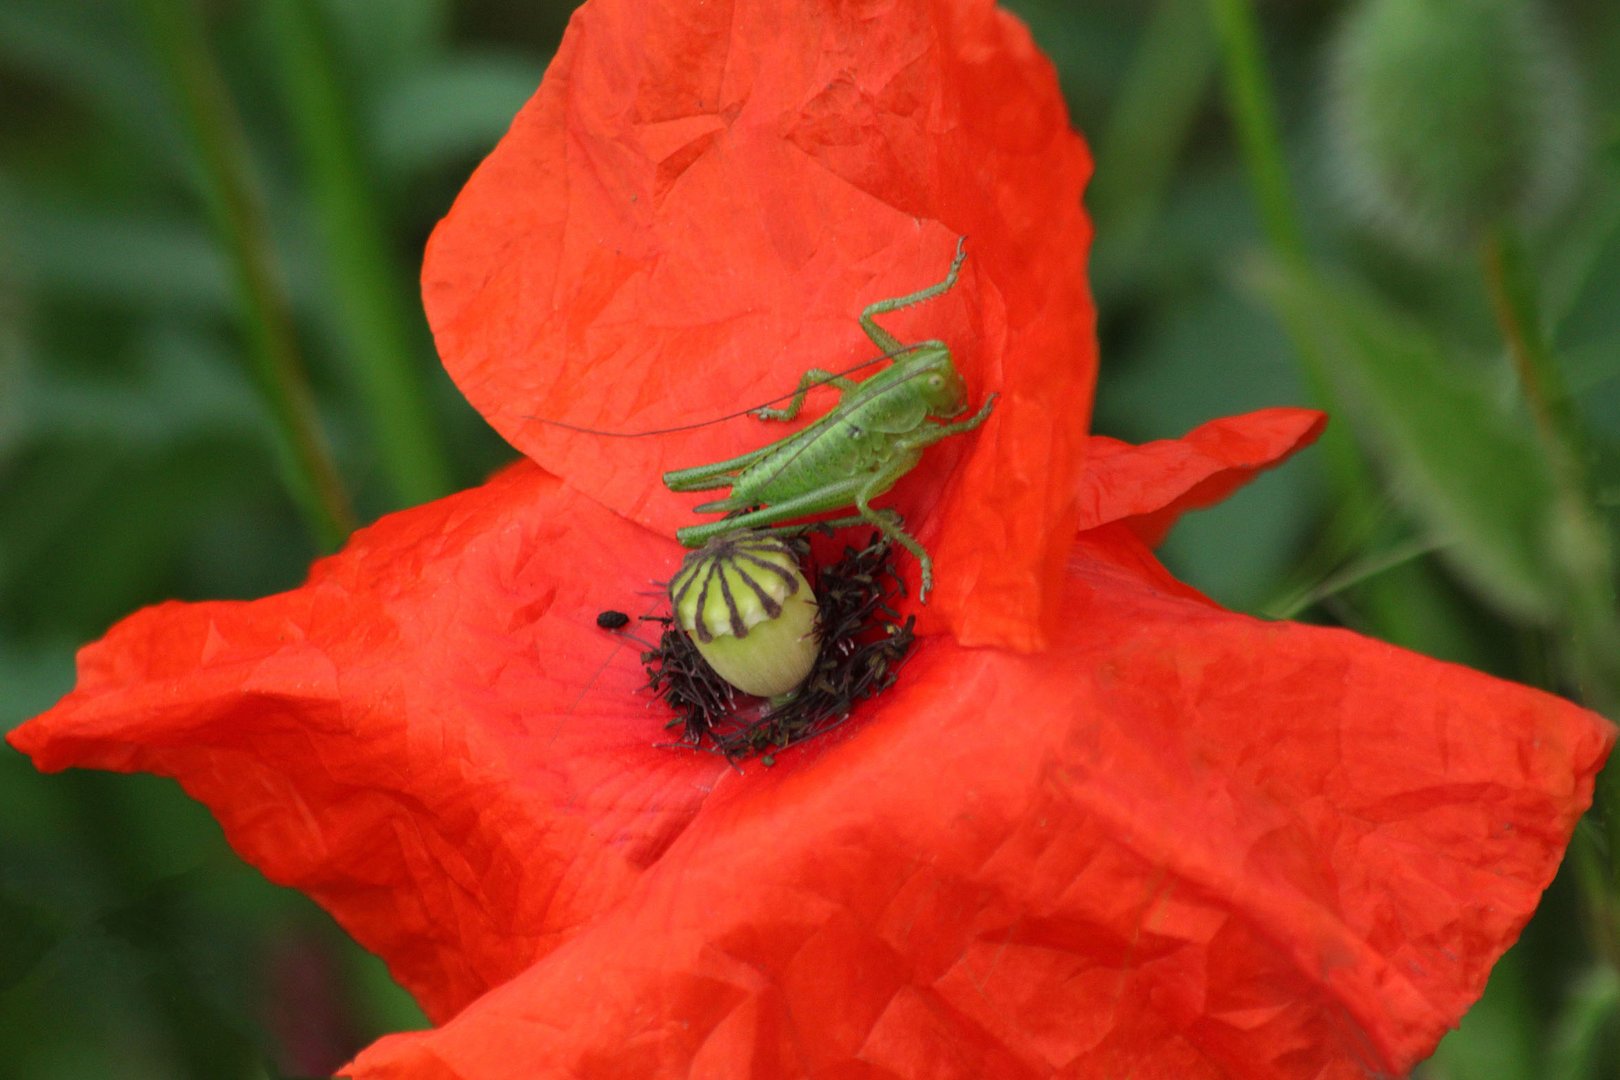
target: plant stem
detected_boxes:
[1206,0,1338,448]
[1482,222,1620,900]
[1207,0,1339,470]
[1205,0,1432,639]
[1480,224,1620,716]
[136,0,354,549]
[1481,225,1579,461]
[265,0,453,507]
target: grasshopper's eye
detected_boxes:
[927,374,944,389]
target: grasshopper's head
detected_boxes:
[911,342,970,418]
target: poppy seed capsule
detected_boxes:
[1327,0,1581,252]
[669,533,819,700]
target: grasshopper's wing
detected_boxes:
[835,359,939,440]
[861,393,930,435]
[868,395,933,437]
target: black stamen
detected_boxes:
[641,531,915,761]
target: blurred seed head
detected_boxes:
[1326,0,1584,255]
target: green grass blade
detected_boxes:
[1204,0,1444,646]
[134,0,354,549]
[1206,0,1305,263]
[1546,966,1620,1080]
[1422,944,1540,1080]
[1249,258,1566,623]
[264,0,453,507]
[1088,0,1217,288]
[370,54,542,181]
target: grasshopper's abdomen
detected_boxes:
[733,400,922,508]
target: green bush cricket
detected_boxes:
[662,237,997,602]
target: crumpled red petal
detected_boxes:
[423,0,1095,652]
[337,523,1610,1079]
[1080,407,1328,543]
[11,433,1610,1077]
[12,464,719,1021]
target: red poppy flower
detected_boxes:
[10,1,1612,1078]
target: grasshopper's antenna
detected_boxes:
[523,345,920,438]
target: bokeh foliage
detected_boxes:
[1,0,1617,1076]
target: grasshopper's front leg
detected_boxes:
[753,368,859,422]
[913,392,998,445]
[859,237,967,356]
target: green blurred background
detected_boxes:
[2,0,1617,1076]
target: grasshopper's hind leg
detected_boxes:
[664,441,779,491]
[674,476,867,547]
[670,458,941,600]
